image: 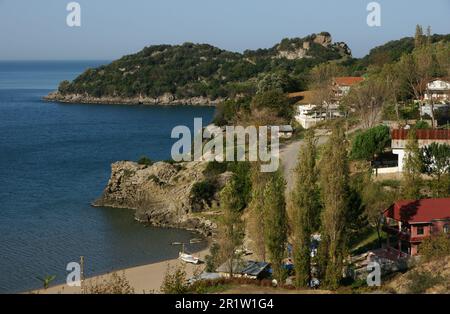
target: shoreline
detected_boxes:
[30,247,210,294]
[43,92,221,107]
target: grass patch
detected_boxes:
[350,229,385,255]
[379,179,401,188]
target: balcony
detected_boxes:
[382,225,411,241]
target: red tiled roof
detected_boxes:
[334,77,364,86]
[391,129,450,140]
[384,198,450,224]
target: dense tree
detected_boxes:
[318,126,349,289]
[350,125,391,160]
[420,143,450,197]
[290,131,320,287]
[256,71,297,94]
[213,98,251,126]
[250,90,293,122]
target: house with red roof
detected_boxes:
[383,198,450,256]
[288,77,363,128]
[332,76,364,98]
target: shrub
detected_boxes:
[419,233,450,262]
[191,180,216,207]
[83,272,134,294]
[414,120,430,129]
[204,161,228,177]
[138,156,153,166]
[406,270,444,294]
[160,265,189,294]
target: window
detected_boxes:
[444,224,449,234]
[417,226,424,235]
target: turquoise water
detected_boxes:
[0,61,214,293]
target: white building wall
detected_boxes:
[392,148,405,172]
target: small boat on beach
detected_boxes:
[176,243,200,264]
[179,252,200,264]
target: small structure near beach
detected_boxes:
[216,260,271,280]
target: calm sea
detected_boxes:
[0,61,214,293]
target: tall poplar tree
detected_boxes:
[318,127,349,289]
[217,180,245,277]
[247,163,269,260]
[263,169,288,283]
[291,131,319,287]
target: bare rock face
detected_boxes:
[277,48,309,60]
[313,34,332,47]
[93,161,219,236]
[275,32,342,60]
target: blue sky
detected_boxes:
[0,0,449,60]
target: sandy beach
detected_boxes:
[32,248,209,294]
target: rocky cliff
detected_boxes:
[93,161,225,236]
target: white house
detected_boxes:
[424,78,450,102]
[391,129,450,172]
[294,103,342,129]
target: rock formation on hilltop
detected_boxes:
[275,32,351,60]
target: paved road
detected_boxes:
[280,123,364,199]
[279,130,328,198]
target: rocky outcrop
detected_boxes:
[313,33,332,47]
[43,92,222,106]
[275,32,351,60]
[335,42,352,56]
[276,48,310,60]
[93,161,226,237]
